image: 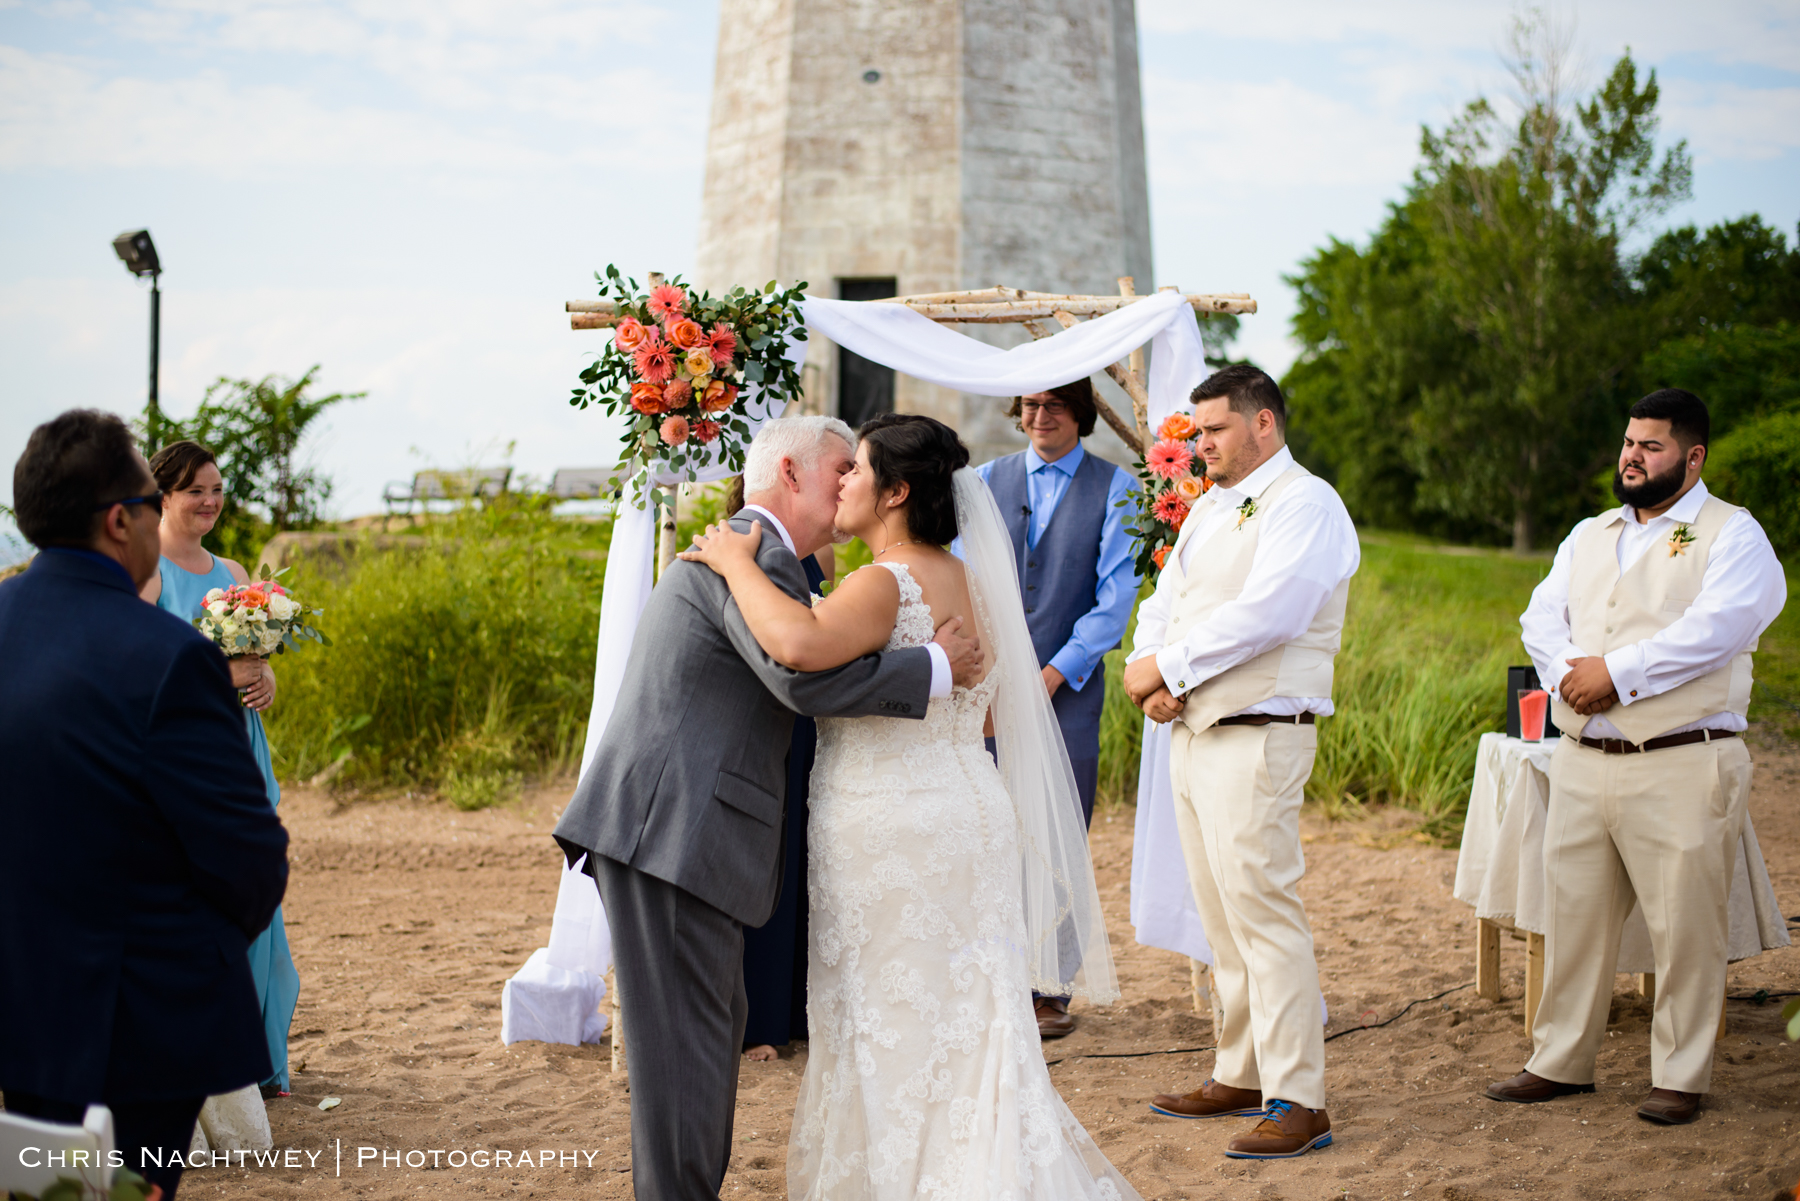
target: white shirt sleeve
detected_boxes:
[1518,520,1589,696]
[1605,509,1789,704]
[925,642,952,698]
[1143,487,1360,697]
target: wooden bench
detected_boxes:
[382,467,512,514]
[548,467,623,500]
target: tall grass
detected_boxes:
[262,499,610,807]
[1096,535,1551,836]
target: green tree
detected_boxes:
[158,366,361,562]
[1285,15,1692,549]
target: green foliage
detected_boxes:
[1286,27,1693,552]
[1751,572,1800,740]
[1708,409,1800,560]
[152,366,360,564]
[260,498,607,805]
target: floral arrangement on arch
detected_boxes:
[1125,411,1213,576]
[569,266,809,506]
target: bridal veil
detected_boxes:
[953,467,1120,1004]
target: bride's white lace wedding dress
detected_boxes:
[788,561,1137,1201]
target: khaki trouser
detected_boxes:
[1526,735,1752,1094]
[1168,722,1327,1109]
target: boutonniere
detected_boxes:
[1667,524,1695,557]
[1234,496,1258,530]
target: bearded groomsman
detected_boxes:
[1123,364,1359,1160]
[1487,388,1787,1125]
[976,377,1140,1040]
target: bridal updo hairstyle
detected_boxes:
[148,440,218,494]
[858,413,969,546]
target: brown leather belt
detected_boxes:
[1570,729,1737,755]
[1216,713,1317,727]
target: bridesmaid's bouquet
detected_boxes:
[193,566,329,657]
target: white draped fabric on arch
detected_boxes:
[507,289,1215,1046]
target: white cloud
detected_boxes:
[1661,80,1800,163]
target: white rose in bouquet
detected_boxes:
[268,594,299,621]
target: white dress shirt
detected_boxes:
[1127,446,1361,716]
[1519,480,1787,740]
[740,504,952,697]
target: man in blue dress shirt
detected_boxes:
[974,379,1141,1037]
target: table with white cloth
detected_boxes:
[1453,732,1790,1038]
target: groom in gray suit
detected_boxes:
[555,416,982,1200]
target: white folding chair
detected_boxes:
[0,1103,115,1198]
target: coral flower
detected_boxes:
[692,418,721,444]
[659,414,691,445]
[1145,438,1193,481]
[662,378,693,408]
[1157,412,1196,441]
[614,316,650,352]
[1153,491,1191,529]
[1152,545,1171,570]
[666,316,703,349]
[647,284,687,320]
[633,334,675,384]
[630,382,666,413]
[707,322,737,364]
[684,347,714,377]
[1175,476,1204,502]
[700,379,733,412]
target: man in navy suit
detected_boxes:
[0,410,289,1200]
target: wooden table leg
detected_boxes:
[1637,972,1656,1003]
[1524,932,1546,1039]
[1476,918,1502,1002]
[610,967,626,1077]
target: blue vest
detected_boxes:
[984,448,1118,759]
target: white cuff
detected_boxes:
[1155,645,1195,697]
[925,642,952,698]
[1604,645,1650,705]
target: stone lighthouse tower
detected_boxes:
[693,0,1153,464]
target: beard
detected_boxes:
[1612,460,1686,510]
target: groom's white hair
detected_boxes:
[743,415,856,495]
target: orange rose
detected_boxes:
[700,379,732,412]
[630,381,665,413]
[666,317,703,349]
[1157,412,1196,441]
[614,316,649,351]
[1175,476,1203,501]
[1152,545,1171,570]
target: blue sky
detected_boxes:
[3,0,1796,536]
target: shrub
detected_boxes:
[1708,407,1800,560]
[261,498,609,805]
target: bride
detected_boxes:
[680,413,1137,1201]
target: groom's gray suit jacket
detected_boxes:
[554,514,933,926]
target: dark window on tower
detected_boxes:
[837,277,897,430]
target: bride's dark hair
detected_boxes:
[858,413,970,546]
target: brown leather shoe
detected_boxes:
[1637,1087,1702,1125]
[1224,1099,1332,1159]
[1484,1070,1596,1104]
[1149,1078,1264,1120]
[1035,997,1076,1039]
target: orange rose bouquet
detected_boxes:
[570,266,808,505]
[1126,411,1212,575]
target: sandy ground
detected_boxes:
[170,733,1800,1201]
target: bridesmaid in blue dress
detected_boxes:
[141,441,301,1096]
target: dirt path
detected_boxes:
[182,734,1799,1200]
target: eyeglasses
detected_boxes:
[94,490,163,515]
[1019,400,1070,417]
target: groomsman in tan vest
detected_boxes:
[1123,364,1359,1160]
[1488,388,1786,1125]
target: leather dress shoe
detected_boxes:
[1035,997,1076,1039]
[1224,1099,1332,1159]
[1149,1078,1264,1120]
[1484,1070,1596,1104]
[1637,1088,1702,1125]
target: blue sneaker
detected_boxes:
[1223,1098,1333,1159]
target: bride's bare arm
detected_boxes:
[679,521,901,671]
